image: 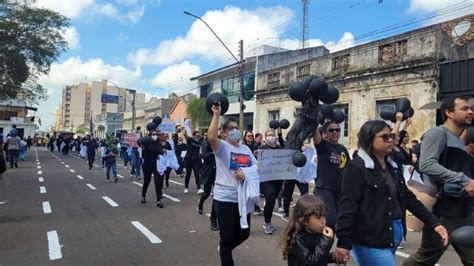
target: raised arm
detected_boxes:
[392,112,403,142]
[312,127,322,146]
[208,104,221,153]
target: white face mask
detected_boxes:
[152,135,158,141]
[228,129,241,142]
[266,136,276,145]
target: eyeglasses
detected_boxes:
[246,135,254,138]
[152,134,158,136]
[378,133,396,142]
[328,128,341,133]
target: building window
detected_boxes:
[267,72,280,88]
[333,104,349,137]
[333,54,350,70]
[221,72,255,103]
[296,65,310,78]
[379,40,408,63]
[200,83,213,98]
[268,110,280,121]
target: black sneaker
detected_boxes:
[210,220,219,231]
[141,198,146,204]
[157,201,164,208]
[166,180,169,188]
[14,163,18,168]
[114,177,118,183]
[197,202,203,215]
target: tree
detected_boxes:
[0,0,69,105]
[168,92,178,99]
[186,98,211,129]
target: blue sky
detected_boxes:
[33,0,474,128]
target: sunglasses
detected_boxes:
[328,128,341,133]
[152,134,158,136]
[379,133,396,142]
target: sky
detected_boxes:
[32,0,474,129]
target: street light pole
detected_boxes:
[106,79,136,131]
[184,11,245,131]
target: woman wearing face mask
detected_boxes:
[208,104,257,266]
[141,130,164,208]
[174,134,186,178]
[259,129,285,235]
[183,130,203,194]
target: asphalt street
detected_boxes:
[0,147,465,265]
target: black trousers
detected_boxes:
[282,180,309,215]
[260,180,283,224]
[215,200,250,266]
[175,157,184,175]
[199,167,216,221]
[184,157,201,189]
[142,164,164,202]
[87,153,95,169]
[314,187,340,230]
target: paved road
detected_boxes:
[0,147,465,265]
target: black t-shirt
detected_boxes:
[315,139,350,191]
[186,138,202,158]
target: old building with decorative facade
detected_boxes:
[255,15,474,150]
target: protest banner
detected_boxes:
[257,149,298,182]
[158,121,176,133]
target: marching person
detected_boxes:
[183,129,203,194]
[334,120,449,265]
[208,103,257,266]
[141,130,164,208]
[404,95,474,265]
[85,135,98,170]
[105,142,119,183]
[312,121,350,229]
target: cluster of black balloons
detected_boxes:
[380,98,414,122]
[289,75,345,125]
[269,119,290,130]
[138,116,163,146]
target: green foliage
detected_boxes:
[362,82,371,92]
[76,127,87,134]
[186,98,211,128]
[0,0,69,105]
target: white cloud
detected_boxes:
[36,57,146,129]
[127,5,294,66]
[409,0,473,12]
[62,27,80,49]
[279,32,355,52]
[34,0,95,19]
[150,61,201,94]
[408,0,474,26]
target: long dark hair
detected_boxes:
[357,120,390,155]
[280,195,328,260]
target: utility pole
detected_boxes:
[131,90,136,130]
[238,40,245,132]
[90,110,93,136]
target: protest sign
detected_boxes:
[257,149,298,182]
[158,121,176,133]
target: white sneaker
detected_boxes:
[184,188,189,194]
[197,188,204,195]
[278,207,284,213]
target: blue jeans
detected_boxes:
[106,162,117,180]
[352,219,404,266]
[131,149,141,178]
[123,153,131,167]
[8,149,19,167]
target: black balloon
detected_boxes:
[380,107,397,121]
[320,85,339,104]
[308,77,328,97]
[451,226,474,247]
[397,98,411,113]
[152,116,162,126]
[269,120,280,130]
[206,92,230,115]
[279,119,290,129]
[292,152,307,167]
[289,81,308,102]
[331,110,346,124]
[146,122,157,131]
[320,104,334,118]
[402,107,415,120]
[317,112,326,125]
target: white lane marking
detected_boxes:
[395,251,410,258]
[47,231,63,260]
[86,184,97,190]
[205,213,211,217]
[36,160,39,162]
[43,201,52,214]
[37,166,42,169]
[94,164,99,167]
[133,181,143,187]
[163,193,181,202]
[40,186,47,194]
[117,174,124,178]
[61,162,65,164]
[0,201,8,205]
[70,169,75,173]
[273,212,283,218]
[39,177,44,182]
[38,170,42,175]
[169,180,184,186]
[131,221,162,244]
[37,162,40,165]
[76,175,84,180]
[102,196,119,207]
[65,165,69,168]
[117,163,123,166]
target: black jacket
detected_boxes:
[142,140,163,168]
[336,149,440,250]
[201,142,216,181]
[287,232,334,266]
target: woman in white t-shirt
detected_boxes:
[208,103,257,266]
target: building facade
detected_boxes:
[255,15,474,150]
[0,99,38,139]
